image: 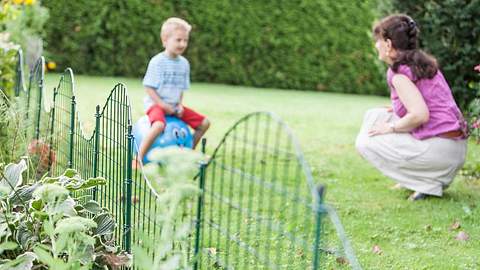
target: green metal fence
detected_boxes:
[196,112,324,269]
[195,112,360,269]
[26,57,47,142]
[12,51,360,269]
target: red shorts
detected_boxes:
[146,104,205,129]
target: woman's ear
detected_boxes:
[385,39,393,50]
[385,39,395,57]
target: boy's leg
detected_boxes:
[192,118,210,149]
[180,106,210,149]
[138,105,166,162]
[138,122,165,161]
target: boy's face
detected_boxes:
[163,29,189,57]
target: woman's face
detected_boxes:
[375,38,393,64]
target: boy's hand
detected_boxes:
[162,104,176,115]
[175,105,184,117]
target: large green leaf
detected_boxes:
[42,172,106,192]
[83,200,102,215]
[10,183,40,206]
[0,186,9,199]
[64,177,107,191]
[30,198,43,211]
[33,245,68,270]
[47,197,76,217]
[0,222,10,239]
[77,242,95,265]
[0,159,27,193]
[0,251,37,270]
[32,210,48,221]
[93,213,115,236]
[16,224,33,249]
[41,170,81,186]
[62,168,77,178]
[0,241,17,255]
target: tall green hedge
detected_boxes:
[43,0,385,94]
[43,0,175,77]
[389,0,480,109]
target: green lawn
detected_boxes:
[45,73,480,270]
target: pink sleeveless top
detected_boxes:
[387,65,467,140]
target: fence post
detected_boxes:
[124,124,133,252]
[312,185,325,270]
[92,105,101,200]
[34,75,43,140]
[15,50,24,97]
[48,88,58,174]
[193,138,207,270]
[67,96,76,168]
[25,73,32,140]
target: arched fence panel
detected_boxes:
[25,57,57,180]
[196,112,323,269]
[95,83,132,251]
[26,57,46,142]
[195,112,361,270]
[50,69,75,176]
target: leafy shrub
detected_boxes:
[42,0,175,78]
[0,161,131,269]
[43,0,385,95]
[0,0,48,99]
[0,44,17,100]
[388,0,480,109]
[0,90,25,163]
[133,147,205,270]
[1,0,49,69]
[466,66,480,141]
[0,1,22,99]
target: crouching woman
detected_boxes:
[355,14,468,201]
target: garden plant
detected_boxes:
[0,160,131,269]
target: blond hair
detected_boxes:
[161,17,192,40]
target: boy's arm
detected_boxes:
[175,92,184,117]
[179,92,184,105]
[145,86,175,114]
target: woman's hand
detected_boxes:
[368,121,393,136]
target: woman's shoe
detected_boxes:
[408,191,427,201]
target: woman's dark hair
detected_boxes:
[373,14,438,80]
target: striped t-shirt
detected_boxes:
[143,52,190,110]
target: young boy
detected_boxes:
[137,17,210,162]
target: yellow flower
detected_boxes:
[47,61,57,70]
[24,0,36,5]
[12,0,24,5]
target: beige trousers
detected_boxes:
[355,108,467,196]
